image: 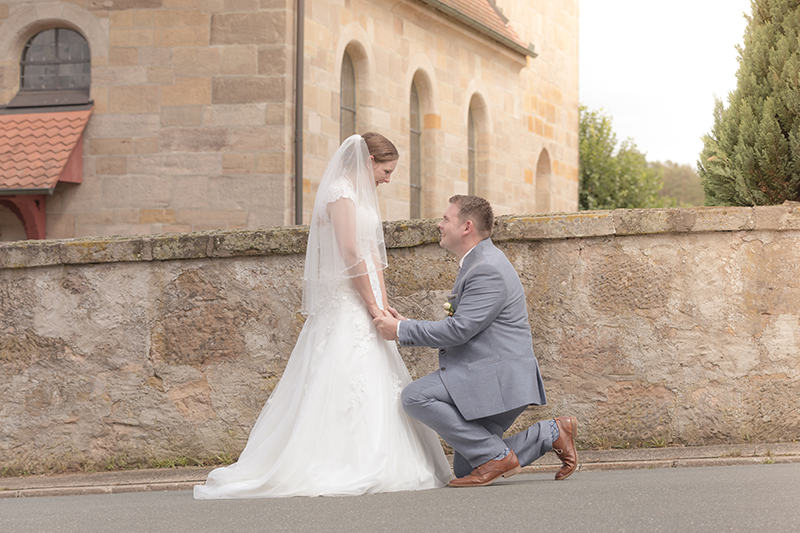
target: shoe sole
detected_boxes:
[555,416,578,481]
[448,465,523,488]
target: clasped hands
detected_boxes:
[371,305,406,341]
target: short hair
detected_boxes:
[449,195,493,238]
[361,132,399,163]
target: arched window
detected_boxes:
[468,108,476,196]
[340,51,356,142]
[10,28,91,108]
[409,82,422,218]
[535,149,552,213]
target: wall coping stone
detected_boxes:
[2,205,800,269]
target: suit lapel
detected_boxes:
[451,238,492,294]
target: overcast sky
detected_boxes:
[579,0,753,167]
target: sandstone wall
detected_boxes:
[1,205,799,472]
[0,0,578,240]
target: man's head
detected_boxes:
[437,195,493,257]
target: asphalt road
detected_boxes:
[2,464,799,533]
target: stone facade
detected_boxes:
[1,205,799,473]
[0,0,579,240]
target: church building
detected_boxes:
[0,0,578,240]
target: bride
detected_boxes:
[194,133,452,499]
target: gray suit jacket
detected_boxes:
[398,238,546,420]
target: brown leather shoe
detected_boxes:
[448,450,522,487]
[552,416,578,480]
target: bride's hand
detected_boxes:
[368,304,387,319]
[387,306,407,321]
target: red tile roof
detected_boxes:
[421,0,532,54]
[0,108,93,193]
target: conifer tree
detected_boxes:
[579,105,665,210]
[698,0,800,205]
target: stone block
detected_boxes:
[154,9,209,27]
[202,104,265,126]
[108,48,138,66]
[753,205,800,231]
[138,47,172,66]
[76,211,115,225]
[210,13,286,45]
[162,224,193,232]
[223,153,256,174]
[109,28,155,48]
[134,137,160,154]
[257,46,288,76]
[96,156,128,175]
[134,9,155,27]
[212,77,285,104]
[171,176,209,208]
[140,209,177,223]
[173,48,219,77]
[101,177,133,208]
[88,0,163,11]
[224,0,260,11]
[161,77,211,106]
[256,152,287,174]
[74,224,102,237]
[175,208,248,224]
[191,223,228,231]
[128,153,222,175]
[148,67,174,85]
[159,127,228,152]
[157,27,208,47]
[164,0,202,7]
[92,66,148,86]
[265,104,287,126]
[208,175,283,209]
[44,213,76,239]
[691,206,755,233]
[109,85,159,114]
[110,10,134,28]
[203,0,225,13]
[161,106,202,127]
[547,103,556,123]
[114,208,141,224]
[228,126,286,152]
[424,114,441,130]
[89,138,134,155]
[220,46,258,76]
[129,176,175,207]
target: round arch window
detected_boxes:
[20,28,90,91]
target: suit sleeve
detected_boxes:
[400,263,507,348]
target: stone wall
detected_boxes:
[2,205,799,472]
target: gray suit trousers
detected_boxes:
[401,370,554,477]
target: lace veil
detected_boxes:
[302,134,388,315]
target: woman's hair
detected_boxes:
[449,195,494,238]
[361,132,399,163]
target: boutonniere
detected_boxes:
[443,301,454,317]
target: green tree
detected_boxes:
[651,160,706,206]
[698,0,800,205]
[579,105,666,210]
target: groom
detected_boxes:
[374,195,578,487]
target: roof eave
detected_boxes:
[415,0,537,58]
[0,188,56,196]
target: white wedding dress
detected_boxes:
[194,179,452,499]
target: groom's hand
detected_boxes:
[373,315,400,340]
